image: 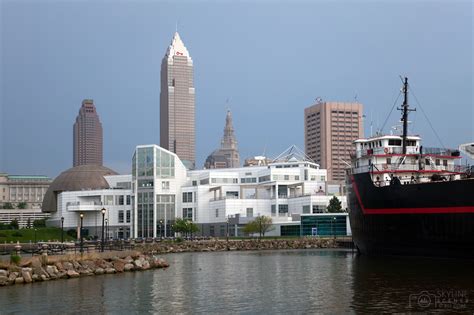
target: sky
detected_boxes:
[0,0,472,177]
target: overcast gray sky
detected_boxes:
[1,0,472,177]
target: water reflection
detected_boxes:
[350,255,474,313]
[0,250,472,314]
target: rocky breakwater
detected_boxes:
[0,251,169,287]
[137,238,338,254]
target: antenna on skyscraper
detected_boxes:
[175,20,179,33]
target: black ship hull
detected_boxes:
[347,173,474,258]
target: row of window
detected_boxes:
[118,210,131,223]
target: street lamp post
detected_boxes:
[159,219,163,239]
[226,217,230,250]
[101,208,106,252]
[34,228,37,244]
[333,217,337,240]
[105,218,108,242]
[61,216,64,244]
[80,213,84,254]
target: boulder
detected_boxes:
[124,256,134,264]
[0,269,8,277]
[63,262,74,271]
[15,277,24,284]
[124,263,134,272]
[113,261,125,273]
[40,274,49,281]
[57,271,68,279]
[94,268,105,275]
[32,274,40,282]
[21,268,32,283]
[67,270,80,278]
[133,259,143,269]
[46,265,58,277]
[8,272,18,284]
[105,268,116,274]
[54,261,63,271]
[72,261,82,270]
[142,261,150,270]
[0,276,9,286]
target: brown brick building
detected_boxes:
[304,101,363,182]
[73,99,103,167]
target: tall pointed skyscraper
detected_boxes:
[204,110,240,169]
[73,99,103,166]
[160,32,195,169]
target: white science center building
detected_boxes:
[132,145,347,238]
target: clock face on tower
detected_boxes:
[176,51,183,56]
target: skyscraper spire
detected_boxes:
[221,110,238,151]
[204,110,240,169]
[160,31,195,169]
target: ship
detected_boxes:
[346,77,474,258]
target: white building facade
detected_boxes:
[48,175,133,239]
[132,145,347,238]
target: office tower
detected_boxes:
[204,110,240,169]
[73,99,103,167]
[160,32,195,169]
[304,101,363,182]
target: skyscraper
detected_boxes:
[204,110,240,169]
[160,32,195,169]
[304,101,363,182]
[73,99,103,167]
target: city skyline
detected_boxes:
[1,1,472,177]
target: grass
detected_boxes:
[0,227,75,243]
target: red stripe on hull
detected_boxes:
[364,207,474,214]
[350,175,474,215]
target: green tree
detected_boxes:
[10,219,19,230]
[173,218,199,238]
[26,218,31,229]
[242,220,259,236]
[17,202,27,209]
[3,202,14,209]
[327,196,344,213]
[244,215,274,237]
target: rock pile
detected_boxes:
[138,238,338,254]
[0,254,169,286]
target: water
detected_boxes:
[1,249,473,314]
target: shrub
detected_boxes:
[175,237,183,243]
[10,254,21,265]
[67,229,77,238]
[11,231,23,237]
[0,232,7,237]
[33,219,46,228]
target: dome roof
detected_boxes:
[42,165,118,212]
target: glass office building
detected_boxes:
[132,145,187,238]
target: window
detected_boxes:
[278,204,288,214]
[192,180,197,186]
[126,210,131,223]
[162,181,170,190]
[271,205,276,215]
[118,195,124,205]
[386,158,392,165]
[435,159,440,166]
[182,192,193,203]
[105,195,113,205]
[246,208,253,217]
[303,205,310,214]
[183,208,193,220]
[126,195,131,205]
[443,160,448,167]
[118,210,124,223]
[215,209,219,217]
[226,191,238,198]
[295,175,299,180]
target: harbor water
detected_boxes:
[1,249,473,313]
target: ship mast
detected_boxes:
[398,77,415,154]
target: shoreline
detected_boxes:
[0,250,169,287]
